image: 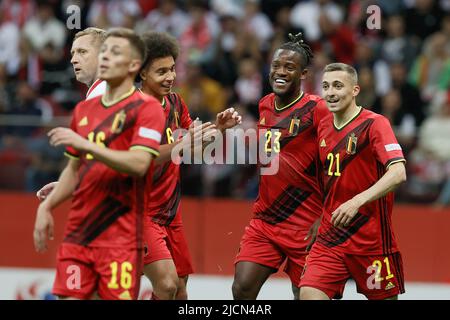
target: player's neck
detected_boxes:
[333,103,361,129]
[274,91,303,111]
[140,86,165,106]
[103,78,135,105]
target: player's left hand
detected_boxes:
[305,218,321,251]
[48,127,90,151]
[215,107,242,131]
[331,198,360,228]
[33,203,54,253]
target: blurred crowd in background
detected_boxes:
[0,0,449,205]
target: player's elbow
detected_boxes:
[131,152,153,177]
[394,164,407,186]
[132,161,150,177]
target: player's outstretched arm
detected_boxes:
[215,107,242,132]
[36,181,58,201]
[48,127,153,177]
[331,162,406,228]
[33,159,79,252]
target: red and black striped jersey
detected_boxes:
[147,93,192,226]
[316,107,405,255]
[64,88,165,249]
[254,92,329,230]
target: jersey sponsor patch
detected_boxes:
[385,143,402,152]
[139,127,162,143]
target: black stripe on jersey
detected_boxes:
[166,93,181,128]
[152,181,181,226]
[304,157,317,177]
[79,204,130,245]
[377,162,388,255]
[135,177,146,250]
[317,212,370,248]
[152,162,171,185]
[323,119,374,197]
[270,100,318,149]
[256,185,311,224]
[377,161,393,255]
[77,99,144,186]
[377,163,391,255]
[64,197,117,244]
[392,253,405,293]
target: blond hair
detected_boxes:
[323,63,358,84]
[74,27,106,47]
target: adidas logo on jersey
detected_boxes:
[78,116,88,127]
[385,281,395,290]
[320,139,326,147]
[260,117,265,125]
[119,290,132,300]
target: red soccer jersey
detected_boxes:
[147,93,192,226]
[64,88,165,249]
[316,107,406,255]
[254,92,329,230]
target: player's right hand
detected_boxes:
[33,204,54,253]
[36,182,58,201]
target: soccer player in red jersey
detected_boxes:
[36,27,107,200]
[139,31,241,300]
[33,28,165,300]
[232,33,329,300]
[299,63,406,300]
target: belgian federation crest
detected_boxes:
[111,110,127,134]
[289,117,301,136]
[346,132,358,155]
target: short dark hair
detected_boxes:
[323,63,358,84]
[141,31,179,70]
[278,32,314,68]
[105,28,146,62]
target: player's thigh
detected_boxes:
[143,220,172,265]
[95,247,144,300]
[235,219,285,271]
[166,224,194,277]
[52,243,97,300]
[299,242,349,300]
[277,227,310,286]
[348,251,405,300]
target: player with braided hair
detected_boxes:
[232,33,329,300]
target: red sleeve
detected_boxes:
[313,99,330,131]
[65,104,81,159]
[370,116,405,169]
[179,94,192,129]
[129,98,165,156]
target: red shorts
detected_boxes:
[299,242,405,300]
[52,243,144,300]
[143,220,194,277]
[235,218,310,285]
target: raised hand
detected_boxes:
[215,107,242,131]
[48,127,90,151]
